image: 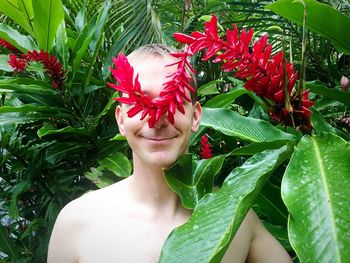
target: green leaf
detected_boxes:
[0,0,34,35]
[37,125,90,139]
[197,80,222,96]
[32,0,64,51]
[109,133,127,141]
[98,152,131,178]
[266,0,350,54]
[204,87,248,108]
[0,54,13,72]
[307,81,350,107]
[311,107,349,140]
[0,78,59,95]
[164,154,225,209]
[85,167,115,188]
[45,142,92,165]
[230,140,289,156]
[282,133,350,263]
[0,23,36,52]
[201,108,295,143]
[0,224,19,260]
[55,21,69,68]
[70,2,109,84]
[159,145,292,263]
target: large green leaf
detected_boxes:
[70,2,109,85]
[164,154,225,209]
[266,0,350,54]
[0,0,34,35]
[282,133,350,263]
[159,145,292,263]
[201,108,295,143]
[37,125,90,138]
[0,224,19,260]
[98,151,131,178]
[307,81,350,107]
[32,0,64,51]
[0,23,36,52]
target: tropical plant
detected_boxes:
[0,0,349,263]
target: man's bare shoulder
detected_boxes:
[59,178,131,221]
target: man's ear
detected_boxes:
[191,101,202,132]
[115,105,126,136]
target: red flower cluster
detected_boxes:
[200,134,213,159]
[8,54,26,72]
[0,39,20,53]
[108,52,196,127]
[22,50,65,89]
[1,38,64,89]
[173,16,313,131]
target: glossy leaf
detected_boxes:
[282,133,350,263]
[201,108,295,143]
[0,23,36,52]
[98,152,131,178]
[0,0,34,35]
[230,140,289,156]
[0,224,19,260]
[307,81,350,107]
[197,80,222,96]
[165,154,225,209]
[160,145,292,263]
[204,87,248,108]
[37,125,90,138]
[266,0,350,54]
[32,0,64,51]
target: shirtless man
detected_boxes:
[48,44,292,263]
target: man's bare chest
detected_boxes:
[76,216,174,263]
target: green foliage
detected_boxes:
[164,154,225,209]
[160,146,292,263]
[282,133,350,262]
[266,0,350,55]
[0,0,349,262]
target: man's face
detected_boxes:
[115,54,202,169]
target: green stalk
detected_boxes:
[297,0,307,98]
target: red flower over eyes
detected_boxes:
[107,52,196,128]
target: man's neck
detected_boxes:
[126,157,187,220]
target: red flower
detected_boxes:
[173,15,314,132]
[200,134,213,159]
[108,51,197,128]
[8,54,26,72]
[0,38,20,53]
[21,50,65,89]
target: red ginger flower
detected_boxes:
[0,38,20,53]
[21,50,65,89]
[8,54,26,72]
[173,15,313,132]
[200,134,213,159]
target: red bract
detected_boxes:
[173,15,313,132]
[8,54,26,72]
[0,38,20,53]
[200,134,213,159]
[22,50,65,89]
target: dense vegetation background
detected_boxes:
[0,0,349,262]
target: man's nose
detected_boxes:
[153,112,171,129]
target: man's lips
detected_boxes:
[144,137,175,141]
